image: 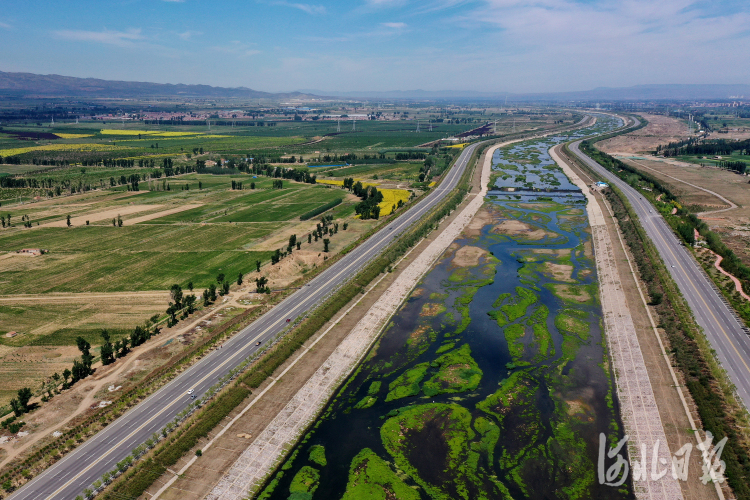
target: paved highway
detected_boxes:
[568,131,750,413]
[10,117,594,500]
[11,136,489,500]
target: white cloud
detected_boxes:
[270,1,326,15]
[212,41,262,58]
[53,28,144,47]
[178,30,202,40]
[162,0,184,2]
[437,0,750,90]
[366,0,407,6]
[0,21,12,29]
[381,22,407,28]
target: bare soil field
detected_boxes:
[597,111,750,271]
[38,204,160,228]
[618,157,750,269]
[599,113,689,155]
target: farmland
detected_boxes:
[0,106,573,414]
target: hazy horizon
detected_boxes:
[2,0,749,94]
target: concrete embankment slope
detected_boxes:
[550,146,684,500]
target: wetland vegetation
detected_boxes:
[256,116,632,500]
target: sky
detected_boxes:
[1,0,749,93]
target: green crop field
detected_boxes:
[0,107,576,409]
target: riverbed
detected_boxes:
[256,116,631,500]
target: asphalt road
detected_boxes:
[568,133,750,413]
[10,139,485,500]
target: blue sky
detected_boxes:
[1,0,749,93]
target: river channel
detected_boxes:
[257,115,632,500]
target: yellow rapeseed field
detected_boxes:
[317,179,345,186]
[446,143,469,149]
[0,143,131,157]
[54,133,94,139]
[100,129,201,137]
[378,188,410,216]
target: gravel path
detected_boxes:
[550,147,684,500]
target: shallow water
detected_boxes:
[258,115,632,500]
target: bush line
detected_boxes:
[299,198,343,220]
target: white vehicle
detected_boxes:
[187,389,194,395]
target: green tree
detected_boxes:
[170,284,183,308]
[255,276,269,293]
[323,238,330,252]
[184,294,197,314]
[16,388,32,412]
[100,330,115,366]
[187,281,194,291]
[216,273,225,283]
[75,337,94,377]
[117,215,123,227]
[237,272,243,285]
[118,337,129,358]
[66,215,71,227]
[255,260,261,272]
[10,399,23,417]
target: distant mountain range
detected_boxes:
[301,85,750,101]
[0,70,747,101]
[0,71,311,99]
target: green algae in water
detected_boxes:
[435,341,455,354]
[503,323,527,363]
[381,403,502,500]
[308,445,327,467]
[340,448,420,500]
[354,381,382,409]
[555,310,590,340]
[288,466,320,498]
[260,115,630,500]
[423,343,483,397]
[385,363,430,402]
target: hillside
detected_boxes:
[0,71,308,99]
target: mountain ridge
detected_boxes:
[0,71,747,101]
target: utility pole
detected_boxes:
[352,118,356,131]
[337,119,340,133]
[416,120,420,133]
